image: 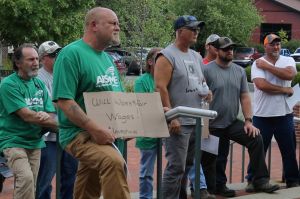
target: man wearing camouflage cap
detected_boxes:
[202,36,280,195]
[36,41,78,199]
[247,33,299,189]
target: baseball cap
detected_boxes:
[174,15,205,31]
[263,34,281,45]
[205,34,220,45]
[38,41,61,57]
[213,37,236,49]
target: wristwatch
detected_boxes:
[245,117,253,123]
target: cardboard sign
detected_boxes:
[83,91,169,138]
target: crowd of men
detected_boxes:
[0,6,299,199]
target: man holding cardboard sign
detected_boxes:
[52,7,130,199]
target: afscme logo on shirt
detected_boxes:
[25,98,44,107]
[96,66,119,88]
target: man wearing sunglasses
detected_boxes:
[155,15,214,199]
[36,41,78,199]
[202,37,280,196]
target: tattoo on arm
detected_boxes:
[68,104,91,127]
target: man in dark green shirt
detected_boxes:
[134,48,162,199]
[0,43,57,199]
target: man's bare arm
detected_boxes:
[253,78,293,96]
[154,55,180,134]
[240,92,253,120]
[57,99,115,145]
[154,55,173,108]
[15,108,58,132]
[240,92,260,137]
[256,59,296,80]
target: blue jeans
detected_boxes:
[139,148,157,199]
[247,114,299,184]
[36,141,57,199]
[60,148,78,199]
[36,141,78,199]
[188,161,207,189]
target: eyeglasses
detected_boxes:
[47,52,58,58]
[220,46,234,52]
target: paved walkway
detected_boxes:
[1,139,299,198]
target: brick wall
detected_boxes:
[293,104,300,143]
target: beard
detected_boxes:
[24,66,39,78]
[271,51,280,58]
[27,69,38,78]
[219,54,233,63]
[110,33,120,46]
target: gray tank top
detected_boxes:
[161,44,208,125]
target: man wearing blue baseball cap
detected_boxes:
[155,15,214,199]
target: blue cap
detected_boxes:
[174,15,205,31]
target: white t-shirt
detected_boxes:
[251,56,296,117]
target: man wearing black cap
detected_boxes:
[247,33,299,189]
[155,15,214,199]
[202,36,280,196]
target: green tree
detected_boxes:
[171,0,262,49]
[0,0,95,46]
[97,0,175,48]
[278,29,289,45]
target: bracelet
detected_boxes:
[245,117,253,123]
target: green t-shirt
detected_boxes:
[53,39,124,149]
[134,73,158,150]
[0,73,55,151]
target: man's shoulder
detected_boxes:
[0,73,17,87]
[59,39,84,55]
[205,61,217,70]
[278,55,295,63]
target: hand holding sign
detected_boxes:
[83,92,169,138]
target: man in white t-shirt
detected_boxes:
[248,33,300,190]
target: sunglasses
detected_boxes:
[220,46,234,52]
[183,27,200,32]
[47,52,58,58]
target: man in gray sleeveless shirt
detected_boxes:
[202,36,279,195]
[155,15,214,199]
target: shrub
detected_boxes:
[282,40,300,53]
[292,72,300,86]
[2,58,13,70]
[121,76,134,92]
[296,64,300,72]
[244,65,252,82]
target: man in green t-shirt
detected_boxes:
[0,43,57,199]
[134,48,162,199]
[52,7,130,199]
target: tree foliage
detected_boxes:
[0,0,262,50]
[0,0,95,46]
[171,0,262,49]
[97,0,175,48]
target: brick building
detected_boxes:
[252,0,300,43]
